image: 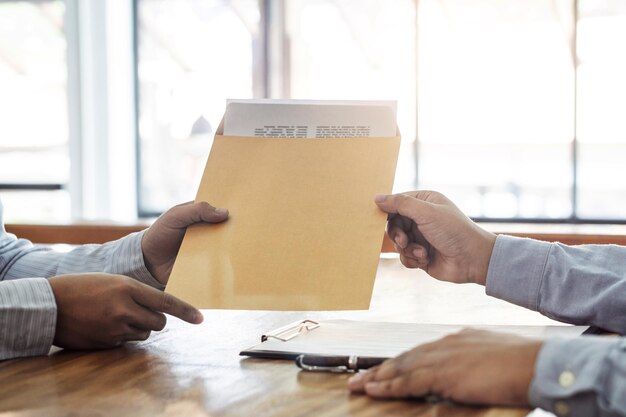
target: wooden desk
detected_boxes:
[0,258,558,417]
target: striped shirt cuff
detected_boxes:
[108,231,164,290]
[0,278,56,360]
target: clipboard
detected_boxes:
[240,319,589,360]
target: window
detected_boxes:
[2,0,625,224]
[136,0,626,223]
[0,0,70,222]
[416,0,626,222]
[135,0,261,216]
[417,0,575,220]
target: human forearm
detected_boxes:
[4,231,162,290]
[54,231,162,288]
[486,235,626,333]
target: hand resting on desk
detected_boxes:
[348,329,543,406]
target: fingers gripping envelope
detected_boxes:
[166,100,400,310]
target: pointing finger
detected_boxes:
[126,306,168,332]
[131,284,203,324]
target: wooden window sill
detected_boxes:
[6,221,626,248]
[5,222,151,245]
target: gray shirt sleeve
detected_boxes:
[486,235,626,333]
[485,235,626,416]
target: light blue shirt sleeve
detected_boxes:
[485,235,626,416]
[0,200,161,360]
[486,235,626,333]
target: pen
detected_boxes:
[295,354,387,373]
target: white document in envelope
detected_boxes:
[223,99,397,138]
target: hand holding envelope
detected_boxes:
[166,100,400,310]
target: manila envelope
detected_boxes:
[166,129,400,310]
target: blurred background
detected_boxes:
[0,0,625,224]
